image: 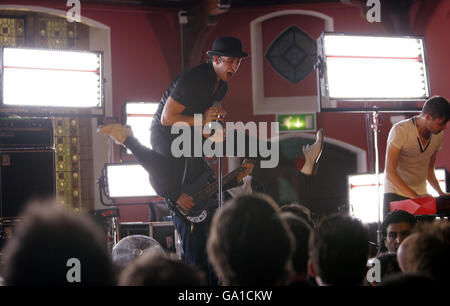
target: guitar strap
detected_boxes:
[181,157,189,187]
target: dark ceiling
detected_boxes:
[82,0,342,10]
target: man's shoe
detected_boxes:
[97,123,133,145]
[300,128,324,176]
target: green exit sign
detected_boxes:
[277,113,316,132]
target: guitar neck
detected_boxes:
[196,166,247,199]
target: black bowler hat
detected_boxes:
[206,36,248,58]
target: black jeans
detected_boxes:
[125,136,182,201]
[172,211,218,285]
[148,130,218,285]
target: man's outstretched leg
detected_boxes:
[97,123,183,201]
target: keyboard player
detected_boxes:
[384,96,450,218]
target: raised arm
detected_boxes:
[161,96,225,127]
[161,97,193,126]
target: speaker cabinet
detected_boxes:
[149,221,176,253]
[0,150,56,218]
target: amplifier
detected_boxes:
[149,221,176,254]
[0,118,53,149]
[0,150,56,218]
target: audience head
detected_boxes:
[396,233,418,273]
[207,193,294,285]
[1,201,115,286]
[119,249,205,286]
[382,210,416,254]
[279,212,312,281]
[406,220,450,283]
[280,203,315,229]
[309,214,369,286]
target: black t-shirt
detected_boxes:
[149,62,228,190]
[151,62,228,151]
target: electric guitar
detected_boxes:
[165,160,255,223]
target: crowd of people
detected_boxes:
[0,195,447,286]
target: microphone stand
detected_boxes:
[215,117,224,210]
[371,111,382,247]
[218,147,223,210]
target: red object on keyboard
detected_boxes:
[390,196,436,215]
[390,196,450,215]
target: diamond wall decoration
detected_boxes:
[265,25,317,84]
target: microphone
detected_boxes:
[209,101,224,141]
[213,101,224,121]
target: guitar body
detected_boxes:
[165,160,254,224]
[179,171,218,223]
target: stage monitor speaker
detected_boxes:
[0,150,56,218]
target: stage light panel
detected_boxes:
[348,169,446,224]
[2,47,103,112]
[105,163,157,198]
[318,33,430,101]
